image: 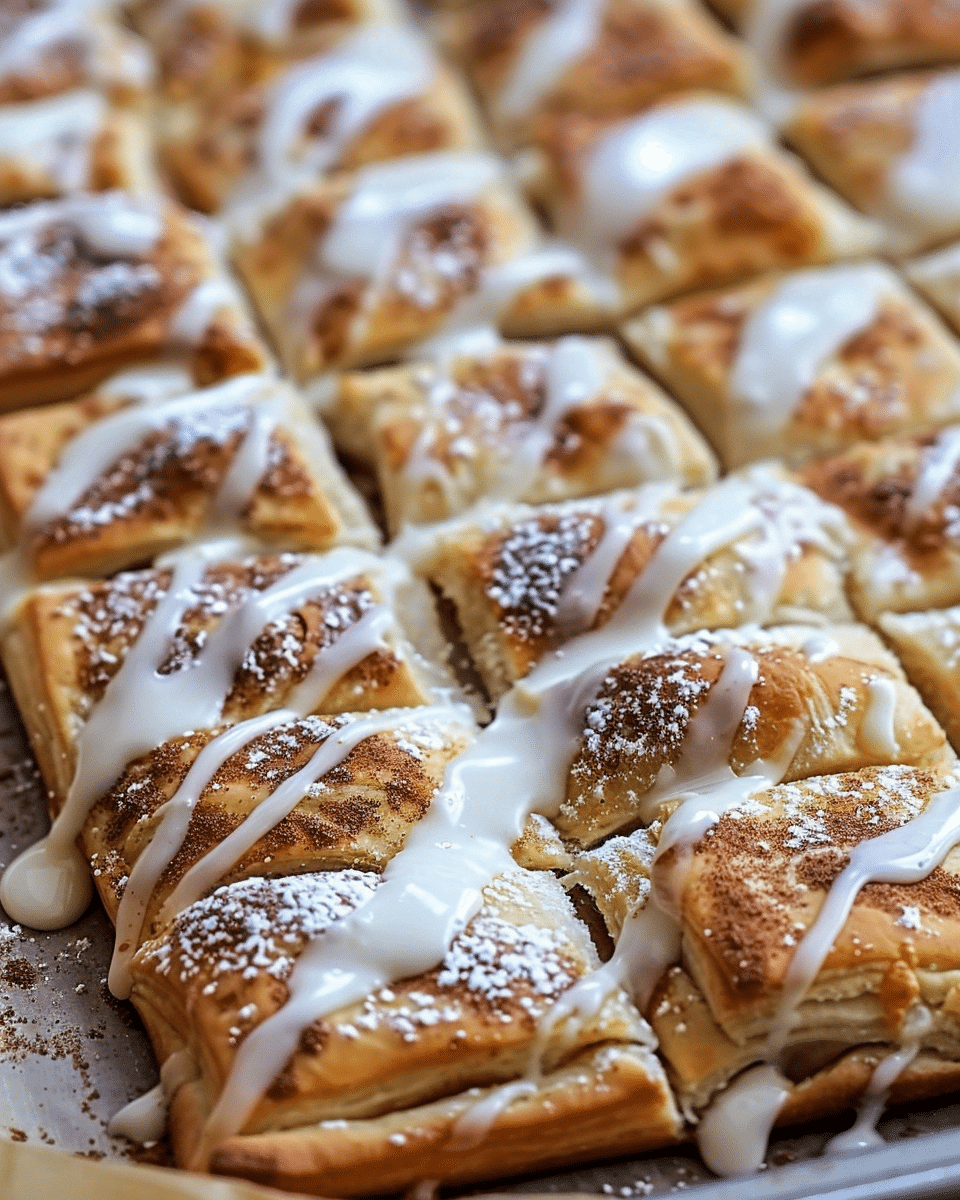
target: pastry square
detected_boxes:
[230,152,608,378]
[801,426,960,620]
[907,240,960,336]
[717,0,960,87]
[133,0,406,100]
[784,70,960,252]
[0,0,154,105]
[3,549,456,803]
[653,764,960,1112]
[528,94,878,312]
[0,193,270,411]
[0,371,377,582]
[326,335,717,533]
[133,866,680,1195]
[624,262,960,468]
[554,622,952,848]
[403,465,855,699]
[161,24,485,213]
[0,91,158,207]
[444,0,747,148]
[880,607,960,752]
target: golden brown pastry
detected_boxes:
[0,371,377,582]
[0,193,269,411]
[134,866,681,1195]
[880,607,960,752]
[444,0,747,147]
[718,0,960,87]
[624,263,960,468]
[230,151,608,378]
[405,466,854,699]
[0,0,154,106]
[527,94,878,311]
[802,427,960,620]
[784,70,960,251]
[2,548,457,803]
[132,0,405,100]
[555,622,952,847]
[326,336,717,533]
[0,91,158,206]
[907,240,960,336]
[160,24,485,213]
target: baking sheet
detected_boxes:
[3,669,960,1199]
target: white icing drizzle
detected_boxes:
[0,89,105,193]
[572,98,769,259]
[255,26,434,189]
[191,473,823,1160]
[108,1049,199,1144]
[905,425,960,530]
[697,1064,792,1177]
[729,265,892,450]
[319,152,501,282]
[860,676,901,760]
[169,277,239,346]
[0,546,396,933]
[497,0,603,121]
[889,72,960,237]
[0,192,164,259]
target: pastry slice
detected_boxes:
[784,70,960,252]
[326,335,717,533]
[528,94,878,311]
[0,91,158,207]
[404,466,854,698]
[0,0,154,106]
[132,0,406,100]
[719,0,960,88]
[230,151,608,378]
[906,240,960,336]
[0,193,269,410]
[556,623,952,847]
[161,24,485,213]
[802,427,960,620]
[132,865,680,1194]
[652,764,960,1120]
[880,607,960,752]
[2,547,464,818]
[444,0,747,148]
[624,263,960,468]
[0,371,376,582]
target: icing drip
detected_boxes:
[0,90,105,193]
[0,192,164,259]
[108,1049,199,1144]
[729,265,891,451]
[860,676,900,760]
[905,425,960,531]
[255,26,434,188]
[497,0,603,121]
[889,72,960,236]
[0,546,396,932]
[170,276,239,346]
[696,1065,792,1177]
[573,98,768,260]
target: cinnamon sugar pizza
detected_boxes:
[8,0,960,1193]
